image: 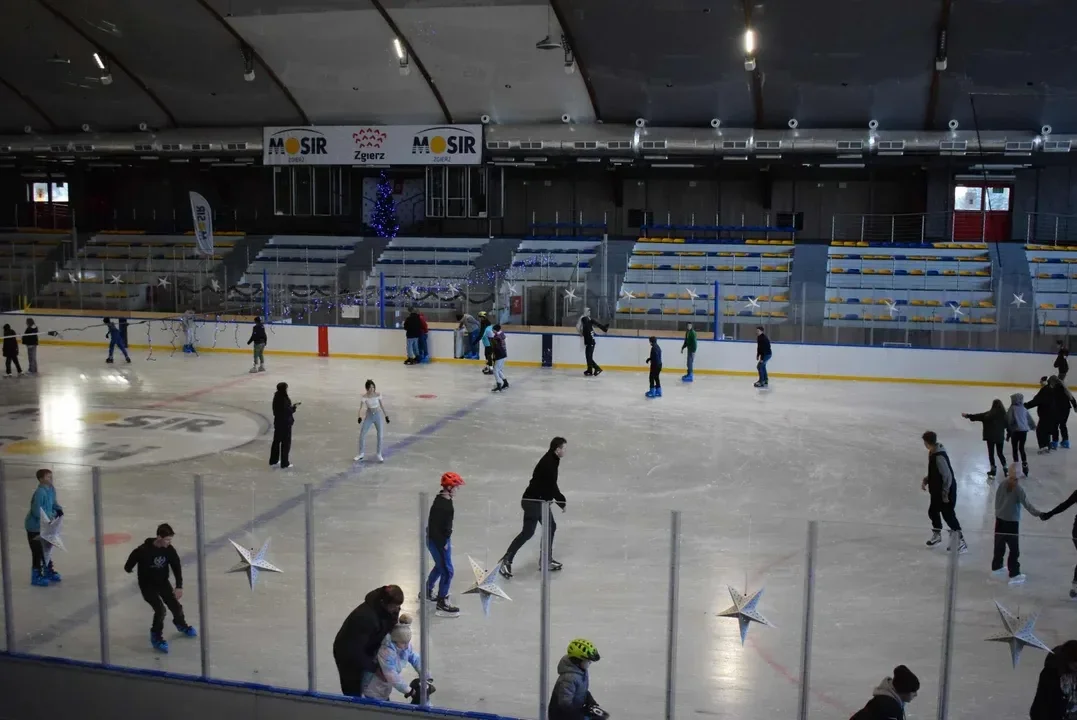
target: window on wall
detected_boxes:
[986,186,1011,211]
[274,166,349,217]
[293,166,312,216]
[312,167,331,216]
[954,185,983,211]
[446,166,467,218]
[273,167,291,215]
[426,166,446,218]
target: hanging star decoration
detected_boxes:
[717,586,773,645]
[685,287,700,301]
[227,538,283,590]
[949,303,965,319]
[157,276,171,288]
[209,278,221,292]
[1012,293,1027,308]
[109,274,123,284]
[744,297,762,311]
[505,282,518,296]
[463,555,511,616]
[884,299,898,317]
[446,282,460,297]
[67,273,78,284]
[985,600,1051,668]
[408,285,422,300]
[39,509,65,552]
[564,287,579,302]
[620,288,635,301]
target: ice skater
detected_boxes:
[456,312,480,359]
[1055,339,1069,382]
[681,322,697,382]
[1051,376,1077,448]
[849,665,919,720]
[549,639,607,720]
[22,318,38,375]
[991,465,1043,586]
[247,316,267,372]
[1030,640,1077,720]
[404,308,422,365]
[270,382,298,469]
[1039,485,1077,598]
[1027,377,1063,452]
[645,335,662,398]
[480,319,495,375]
[920,431,967,552]
[355,379,390,463]
[491,324,509,392]
[333,584,404,697]
[103,317,131,364]
[363,614,428,701]
[499,437,568,578]
[2,323,21,377]
[24,468,62,586]
[1006,393,1034,476]
[962,398,1008,478]
[754,325,771,388]
[123,523,196,653]
[417,310,430,363]
[181,309,197,354]
[424,472,464,616]
[577,307,608,377]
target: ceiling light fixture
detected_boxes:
[93,52,105,70]
[536,2,562,50]
[94,52,113,85]
[393,38,404,61]
[393,39,410,75]
[241,45,255,82]
[743,29,757,71]
[563,36,575,74]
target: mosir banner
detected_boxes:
[263,125,483,166]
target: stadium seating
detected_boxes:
[824,242,996,327]
[616,238,793,322]
[508,237,601,283]
[238,235,358,290]
[0,231,65,301]
[1026,244,1077,332]
[368,237,490,308]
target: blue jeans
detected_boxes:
[686,351,694,376]
[418,333,428,360]
[406,337,419,359]
[426,538,454,599]
[469,330,480,356]
[757,353,771,384]
[108,338,130,360]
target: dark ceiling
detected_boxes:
[1,0,1075,134]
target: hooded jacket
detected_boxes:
[22,322,38,347]
[926,443,956,501]
[491,330,507,361]
[577,315,608,346]
[966,404,1007,444]
[123,538,183,589]
[522,450,566,508]
[272,389,296,429]
[548,655,594,720]
[24,483,62,533]
[1006,394,1035,433]
[363,632,423,700]
[403,312,422,339]
[1055,348,1070,377]
[2,325,17,358]
[1026,384,1067,424]
[1030,645,1077,720]
[333,587,402,677]
[849,677,907,720]
[247,322,267,345]
[994,478,1042,522]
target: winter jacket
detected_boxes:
[522,450,567,508]
[926,444,956,501]
[1042,488,1077,539]
[757,333,772,359]
[1007,395,1035,433]
[24,484,62,533]
[481,324,494,348]
[578,316,608,346]
[418,313,429,334]
[1055,383,1077,419]
[247,323,267,345]
[403,313,422,339]
[1056,349,1070,377]
[491,331,507,361]
[548,655,594,720]
[124,538,183,589]
[1030,647,1077,720]
[849,677,908,720]
[362,633,423,700]
[966,406,1007,444]
[647,343,662,370]
[333,587,402,677]
[427,494,454,546]
[2,326,17,358]
[682,328,697,354]
[459,314,479,334]
[272,390,296,429]
[22,324,38,347]
[1026,385,1066,424]
[104,321,122,342]
[995,481,1042,522]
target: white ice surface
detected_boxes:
[2,346,1075,719]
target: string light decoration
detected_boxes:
[371,171,400,240]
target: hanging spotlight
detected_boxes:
[393,38,410,76]
[563,36,575,74]
[242,45,255,82]
[743,28,757,71]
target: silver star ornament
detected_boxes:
[227,538,283,590]
[67,273,78,284]
[463,555,511,616]
[744,297,761,310]
[884,299,898,317]
[985,600,1051,668]
[620,288,635,301]
[157,276,171,288]
[564,287,578,302]
[109,274,123,284]
[718,586,773,644]
[209,278,221,292]
[1012,293,1027,307]
[39,509,66,552]
[685,287,700,300]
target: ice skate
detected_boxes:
[1051,441,1060,450]
[1064,440,1072,449]
[987,466,997,478]
[654,387,662,397]
[501,379,509,390]
[681,374,693,382]
[151,633,169,653]
[548,559,563,571]
[355,453,364,462]
[584,370,593,376]
[753,380,763,388]
[30,569,49,587]
[249,365,259,374]
[948,531,968,554]
[175,623,197,637]
[925,530,943,547]
[593,368,603,377]
[257,365,266,372]
[498,560,513,579]
[45,562,61,582]
[125,356,131,363]
[991,567,1008,578]
[105,357,114,364]
[491,383,502,392]
[1022,463,1029,476]
[376,454,384,463]
[482,366,493,375]
[1008,573,1027,586]
[1069,582,1077,599]
[645,389,656,398]
[435,597,460,617]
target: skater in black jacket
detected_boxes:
[123,523,196,653]
[962,398,1008,478]
[920,431,967,552]
[2,323,20,377]
[333,584,404,697]
[247,317,267,373]
[1055,340,1070,382]
[1030,640,1077,720]
[849,665,920,720]
[403,308,422,365]
[499,437,568,578]
[270,382,298,469]
[577,308,608,377]
[1027,376,1068,452]
[22,318,39,375]
[1040,486,1077,599]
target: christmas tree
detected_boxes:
[371,172,400,238]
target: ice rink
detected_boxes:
[2,344,1075,719]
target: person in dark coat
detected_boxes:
[1040,487,1077,599]
[1026,376,1067,452]
[22,318,39,375]
[403,308,422,365]
[577,308,608,377]
[849,665,920,720]
[1055,340,1070,383]
[1030,640,1077,720]
[962,398,1008,478]
[333,584,404,697]
[2,323,21,377]
[269,382,298,469]
[499,437,568,578]
[1050,376,1077,449]
[247,316,267,373]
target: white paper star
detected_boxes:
[408,285,422,299]
[744,297,761,310]
[109,274,123,284]
[884,299,898,317]
[157,276,171,288]
[1012,293,1027,307]
[67,273,77,284]
[620,288,635,301]
[209,279,221,292]
[505,283,518,296]
[446,283,460,296]
[564,287,578,302]
[227,538,283,590]
[949,303,964,319]
[717,586,773,644]
[985,601,1051,668]
[685,287,700,301]
[39,509,65,552]
[462,555,511,616]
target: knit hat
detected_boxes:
[390,613,413,644]
[892,665,920,695]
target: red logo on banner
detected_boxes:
[510,295,523,314]
[352,128,387,148]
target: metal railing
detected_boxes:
[1024,212,1077,245]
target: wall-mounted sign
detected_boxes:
[263,125,483,166]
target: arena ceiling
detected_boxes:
[1,0,1075,134]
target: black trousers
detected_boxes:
[1010,431,1028,465]
[928,494,962,532]
[1059,419,1070,443]
[503,500,556,564]
[485,346,493,367]
[992,518,1021,577]
[4,356,20,374]
[584,343,601,373]
[986,440,1007,470]
[334,652,368,697]
[140,583,187,635]
[1036,421,1056,449]
[270,426,292,467]
[649,365,662,389]
[27,531,44,570]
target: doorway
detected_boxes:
[952,183,1012,242]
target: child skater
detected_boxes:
[363,614,428,702]
[491,324,509,392]
[24,468,62,586]
[355,379,390,463]
[480,320,495,375]
[645,336,662,398]
[1039,484,1077,598]
[681,322,697,382]
[424,472,464,616]
[103,317,131,364]
[247,316,267,373]
[124,523,197,652]
[992,465,1043,586]
[962,398,1008,478]
[1006,393,1034,476]
[549,639,608,720]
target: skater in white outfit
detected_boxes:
[356,379,390,463]
[182,310,197,354]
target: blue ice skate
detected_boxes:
[151,633,169,653]
[645,389,656,398]
[681,374,693,382]
[45,563,61,582]
[1063,440,1071,449]
[1051,440,1060,450]
[175,623,197,638]
[30,569,49,587]
[655,387,662,397]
